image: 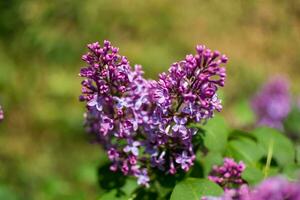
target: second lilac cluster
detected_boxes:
[146,45,227,175]
[251,77,291,130]
[204,176,300,200]
[79,40,227,186]
[208,158,246,189]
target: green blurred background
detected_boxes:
[0,0,300,199]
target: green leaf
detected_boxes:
[267,167,280,177]
[296,145,300,164]
[202,152,223,176]
[284,107,300,134]
[202,115,229,152]
[99,190,127,200]
[97,163,126,190]
[232,99,255,126]
[98,178,138,200]
[229,129,256,141]
[170,178,223,200]
[242,166,264,185]
[226,137,264,166]
[282,164,300,181]
[121,179,138,196]
[253,127,295,166]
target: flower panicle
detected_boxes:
[147,45,227,174]
[251,77,291,130]
[208,158,246,190]
[204,176,300,200]
[79,40,228,186]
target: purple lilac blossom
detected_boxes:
[250,176,300,200]
[147,45,227,174]
[203,176,300,200]
[208,158,246,190]
[0,105,3,122]
[79,40,151,186]
[251,77,291,130]
[79,40,227,186]
[202,184,250,200]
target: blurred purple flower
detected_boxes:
[0,105,3,122]
[251,176,300,200]
[204,176,300,200]
[208,158,246,189]
[251,77,291,130]
[203,184,251,200]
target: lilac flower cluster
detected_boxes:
[251,77,291,130]
[79,40,151,186]
[202,184,250,200]
[147,45,227,175]
[208,158,246,189]
[251,176,300,200]
[79,40,227,186]
[0,105,3,122]
[204,176,300,200]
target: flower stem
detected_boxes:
[263,139,274,179]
